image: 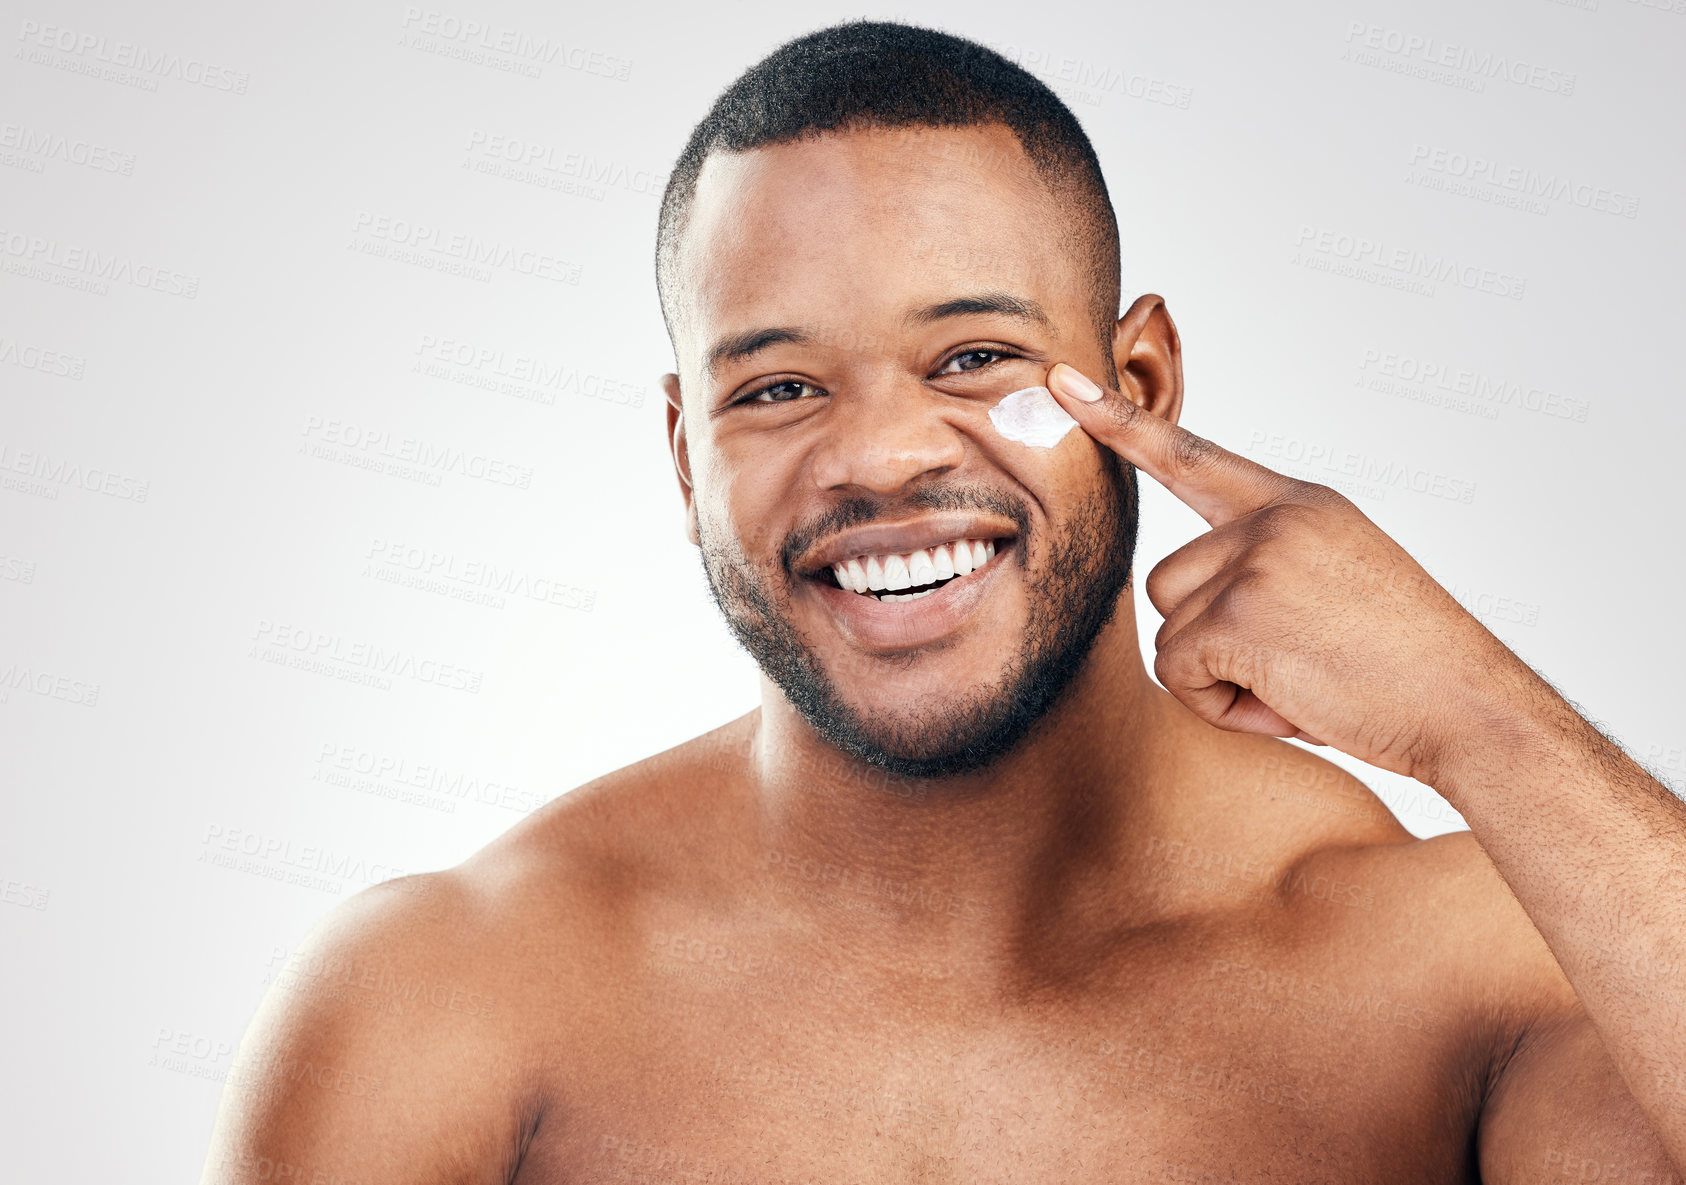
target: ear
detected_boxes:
[662,373,700,546]
[1111,293,1185,428]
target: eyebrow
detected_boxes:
[905,291,1053,330]
[704,326,810,382]
[701,291,1051,381]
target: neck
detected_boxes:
[748,603,1211,975]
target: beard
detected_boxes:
[697,453,1139,781]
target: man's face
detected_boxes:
[666,123,1139,778]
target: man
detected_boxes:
[203,21,1686,1184]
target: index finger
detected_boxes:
[1045,361,1304,527]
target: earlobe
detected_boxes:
[1111,294,1185,429]
[662,374,701,547]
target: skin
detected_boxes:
[201,124,1685,1184]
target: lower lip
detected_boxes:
[807,544,1013,651]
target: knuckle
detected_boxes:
[1246,503,1316,550]
[1104,396,1143,434]
[1143,562,1176,609]
[1209,576,1260,618]
[1152,646,1180,687]
[1296,481,1351,512]
[1168,429,1219,478]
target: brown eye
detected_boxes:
[746,380,822,404]
[937,349,1015,375]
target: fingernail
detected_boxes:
[1053,364,1103,402]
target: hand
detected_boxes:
[1046,361,1538,785]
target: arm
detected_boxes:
[1480,1008,1684,1185]
[200,873,535,1185]
[1039,344,1685,1171]
[1440,692,1686,1175]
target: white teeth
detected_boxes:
[931,545,954,581]
[844,558,867,593]
[883,554,911,591]
[864,555,887,591]
[830,536,1004,601]
[907,549,936,586]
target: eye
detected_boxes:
[935,347,1021,376]
[738,379,825,405]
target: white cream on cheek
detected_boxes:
[987,385,1078,448]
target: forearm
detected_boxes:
[1430,676,1686,1159]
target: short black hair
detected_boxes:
[656,19,1121,358]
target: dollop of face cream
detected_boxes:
[987,385,1079,448]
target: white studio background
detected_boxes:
[2,0,1682,1176]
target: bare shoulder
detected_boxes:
[1351,828,1576,1009]
[465,712,759,914]
[198,862,543,1184]
[200,715,757,1184]
[1231,737,1577,1017]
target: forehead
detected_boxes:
[672,123,1080,365]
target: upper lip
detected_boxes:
[795,512,1020,576]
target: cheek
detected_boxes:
[969,424,1103,509]
[695,444,796,553]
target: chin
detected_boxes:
[799,685,1048,782]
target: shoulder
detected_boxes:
[1350,828,1573,999]
[199,865,540,1183]
[463,711,759,910]
[306,712,761,1003]
[201,715,757,1183]
[1235,738,1577,1018]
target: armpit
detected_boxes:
[1477,1009,1682,1185]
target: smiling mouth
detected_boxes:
[819,538,1002,602]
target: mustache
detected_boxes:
[780,483,1033,575]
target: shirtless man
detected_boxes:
[201,21,1686,1184]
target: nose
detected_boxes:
[808,385,966,496]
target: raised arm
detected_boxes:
[1041,339,1686,1173]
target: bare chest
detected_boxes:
[514,940,1480,1185]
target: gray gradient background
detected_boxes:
[2,0,1682,1177]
